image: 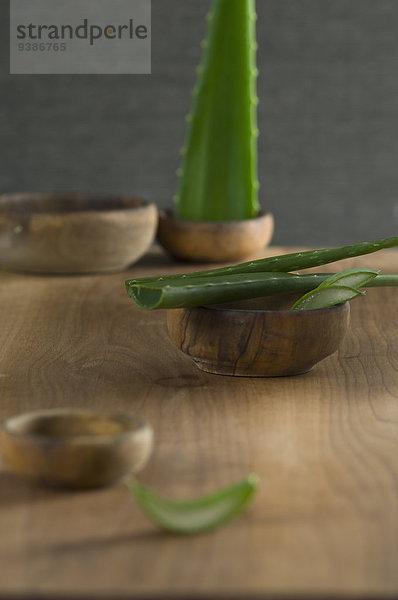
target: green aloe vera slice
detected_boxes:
[316,268,378,289]
[291,268,379,310]
[291,285,364,311]
[128,475,259,535]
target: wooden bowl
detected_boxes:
[167,295,350,377]
[0,409,154,488]
[0,193,158,274]
[157,210,274,263]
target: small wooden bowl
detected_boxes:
[0,409,154,488]
[0,193,158,274]
[157,210,274,263]
[167,295,350,377]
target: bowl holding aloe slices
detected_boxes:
[167,292,351,377]
[126,237,398,377]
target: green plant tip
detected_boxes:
[176,0,260,222]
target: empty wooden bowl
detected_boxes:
[0,193,158,273]
[167,295,350,377]
[0,409,154,488]
[157,210,274,263]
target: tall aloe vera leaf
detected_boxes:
[127,272,398,311]
[175,0,259,221]
[127,237,398,288]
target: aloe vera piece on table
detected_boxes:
[128,475,259,535]
[126,272,398,311]
[127,237,398,287]
[175,0,259,221]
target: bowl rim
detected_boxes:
[0,192,156,217]
[158,208,273,227]
[2,408,152,446]
[200,300,350,316]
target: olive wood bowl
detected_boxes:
[0,408,154,488]
[0,193,158,274]
[167,294,350,377]
[157,210,274,263]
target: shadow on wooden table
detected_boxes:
[48,529,168,557]
[0,470,108,507]
[0,470,50,507]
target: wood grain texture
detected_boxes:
[167,298,350,376]
[0,246,397,599]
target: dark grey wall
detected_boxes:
[1,0,398,245]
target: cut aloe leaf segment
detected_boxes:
[316,268,378,290]
[127,475,259,535]
[291,268,378,310]
[126,272,397,311]
[126,237,398,310]
[291,285,364,311]
[129,272,298,310]
[128,236,398,283]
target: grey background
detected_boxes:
[1,0,398,245]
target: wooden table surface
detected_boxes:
[1,246,398,600]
